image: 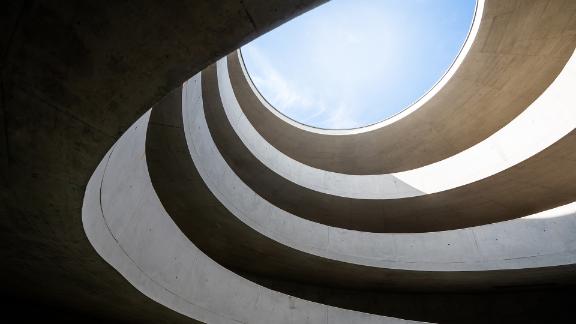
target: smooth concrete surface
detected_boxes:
[182,74,576,273]
[204,55,576,232]
[4,0,576,322]
[143,72,576,322]
[0,0,324,321]
[84,107,421,324]
[222,51,576,198]
[230,0,576,174]
[242,273,574,324]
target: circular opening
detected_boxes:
[241,0,476,129]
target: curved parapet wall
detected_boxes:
[180,72,576,275]
[221,53,576,200]
[80,0,576,322]
[231,0,576,174]
[2,1,337,322]
[84,72,576,323]
[83,105,422,324]
[207,52,576,232]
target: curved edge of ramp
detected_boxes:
[177,74,576,274]
[202,52,576,232]
[231,0,576,174]
[82,108,423,324]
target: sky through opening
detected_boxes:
[241,0,476,129]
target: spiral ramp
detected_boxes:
[3,0,576,323]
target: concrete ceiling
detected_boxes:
[0,0,324,322]
[2,0,576,323]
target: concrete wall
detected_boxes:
[186,72,576,273]
[82,62,576,322]
[82,97,422,324]
[201,53,576,232]
[0,1,324,322]
[229,0,576,174]
[9,0,569,322]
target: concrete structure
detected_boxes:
[2,0,576,323]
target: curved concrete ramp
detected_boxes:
[1,0,327,322]
[83,111,423,324]
[229,0,576,174]
[203,53,576,232]
[76,0,576,322]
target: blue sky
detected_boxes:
[241,0,476,129]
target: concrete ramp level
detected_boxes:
[82,0,576,322]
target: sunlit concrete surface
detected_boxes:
[184,74,576,272]
[83,110,423,324]
[204,48,576,232]
[4,0,576,323]
[83,72,576,322]
[219,51,576,198]
[230,0,576,174]
[86,0,576,321]
[0,0,326,322]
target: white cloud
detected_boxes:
[242,43,367,129]
[242,44,328,124]
[322,102,361,129]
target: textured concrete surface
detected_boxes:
[4,0,576,322]
[84,104,421,324]
[0,0,324,321]
[230,0,576,174]
[180,73,576,274]
[222,52,576,199]
[204,53,576,232]
[141,72,576,322]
